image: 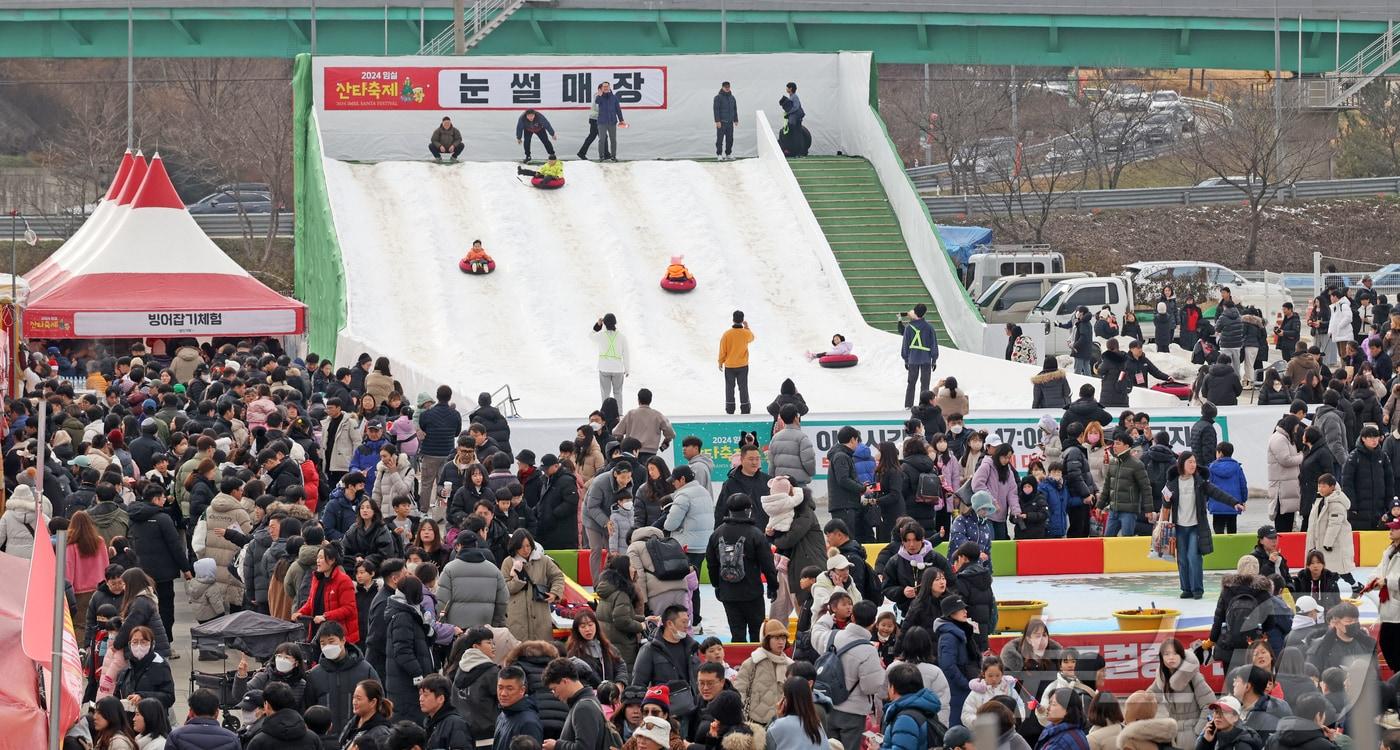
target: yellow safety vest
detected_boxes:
[908,327,930,352]
[600,331,623,360]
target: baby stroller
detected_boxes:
[189,611,306,731]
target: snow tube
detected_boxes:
[458,258,497,274]
[1151,380,1192,400]
[818,354,859,369]
[530,176,565,190]
[660,277,697,293]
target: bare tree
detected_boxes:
[967,138,1086,243]
[878,65,1014,195]
[1171,84,1334,267]
[23,60,131,226]
[1338,79,1400,177]
[1047,70,1159,190]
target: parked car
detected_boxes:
[1148,90,1182,112]
[185,190,274,214]
[1166,103,1197,132]
[976,272,1092,324]
[1142,113,1179,144]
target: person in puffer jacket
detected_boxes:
[186,557,228,623]
[960,655,1026,727]
[0,483,49,559]
[766,410,816,487]
[971,443,1022,539]
[1207,442,1249,535]
[1040,465,1071,539]
[853,442,877,486]
[350,423,389,494]
[370,445,416,517]
[607,491,635,557]
[949,492,995,573]
[1017,476,1049,540]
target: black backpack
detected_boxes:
[895,706,948,750]
[646,535,691,581]
[1221,592,1267,650]
[915,471,944,506]
[717,535,747,583]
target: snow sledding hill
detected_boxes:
[323,157,1106,418]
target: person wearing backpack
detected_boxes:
[706,494,778,643]
[819,600,885,750]
[1208,556,1276,672]
[627,526,691,618]
[880,662,945,750]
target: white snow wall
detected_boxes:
[312,53,848,161]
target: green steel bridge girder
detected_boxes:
[0,6,1390,72]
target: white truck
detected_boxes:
[963,246,1066,298]
[1027,261,1294,357]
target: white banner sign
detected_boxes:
[74,309,299,336]
[435,67,666,110]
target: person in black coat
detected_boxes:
[305,622,380,737]
[1017,475,1049,539]
[826,427,869,542]
[950,542,996,652]
[1031,356,1071,410]
[911,390,948,437]
[1059,387,1113,445]
[127,485,191,642]
[247,682,321,750]
[342,498,399,564]
[704,494,778,643]
[1297,429,1335,532]
[115,625,177,709]
[899,442,942,538]
[537,457,581,551]
[470,393,513,458]
[1341,427,1395,531]
[384,575,435,727]
[766,379,809,437]
[1276,303,1302,360]
[1098,341,1131,408]
[1200,356,1244,406]
[1190,403,1221,470]
[420,674,473,750]
[882,521,951,616]
[717,449,771,530]
[1056,306,1095,376]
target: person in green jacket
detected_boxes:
[1101,432,1154,537]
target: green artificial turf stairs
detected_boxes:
[787,156,955,347]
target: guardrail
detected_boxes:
[922,176,1400,216]
[6,213,292,239]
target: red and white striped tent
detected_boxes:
[23,151,306,339]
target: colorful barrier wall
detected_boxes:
[543,530,1389,583]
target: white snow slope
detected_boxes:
[324,157,1152,418]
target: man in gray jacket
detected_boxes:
[767,405,816,486]
[583,464,633,584]
[713,81,738,160]
[681,436,714,494]
[821,601,886,750]
[436,537,509,630]
[614,389,676,460]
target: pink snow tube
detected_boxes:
[458,258,497,274]
[818,354,859,369]
[660,277,697,293]
[531,176,565,190]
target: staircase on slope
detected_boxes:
[418,0,527,55]
[787,156,955,348]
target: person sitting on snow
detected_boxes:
[517,154,564,183]
[806,334,853,361]
[462,240,494,273]
[665,255,694,283]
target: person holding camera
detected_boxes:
[502,528,566,642]
[1194,696,1262,750]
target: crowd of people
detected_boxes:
[6,277,1400,750]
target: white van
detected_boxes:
[964,247,1066,297]
[975,272,1093,325]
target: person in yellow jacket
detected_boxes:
[516,154,564,183]
[718,310,755,414]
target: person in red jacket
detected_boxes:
[297,542,360,643]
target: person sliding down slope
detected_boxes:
[517,155,564,185]
[461,240,494,273]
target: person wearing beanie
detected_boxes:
[642,684,671,715]
[718,310,755,415]
[1189,402,1220,470]
[706,493,778,642]
[900,303,940,409]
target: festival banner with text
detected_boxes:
[324,65,668,111]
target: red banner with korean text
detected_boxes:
[324,65,668,111]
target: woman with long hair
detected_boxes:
[764,677,827,750]
[575,424,606,481]
[385,576,434,726]
[502,529,565,642]
[132,696,171,749]
[339,679,395,749]
[594,554,644,664]
[66,509,110,645]
[999,618,1062,701]
[92,695,138,750]
[1160,450,1238,600]
[890,625,953,726]
[113,569,170,660]
[342,498,397,563]
[1368,519,1400,672]
[565,609,629,684]
[935,376,971,419]
[184,458,219,523]
[873,441,905,540]
[415,518,449,569]
[448,463,492,529]
[634,456,672,529]
[1084,691,1124,750]
[115,625,176,710]
[1146,638,1213,750]
[904,567,952,633]
[599,398,622,436]
[972,442,1021,540]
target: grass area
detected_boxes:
[0,154,34,168]
[14,237,296,294]
[1111,154,1197,189]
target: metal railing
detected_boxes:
[922,176,1400,216]
[1330,23,1400,107]
[12,213,291,240]
[418,0,526,55]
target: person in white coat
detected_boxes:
[592,314,630,408]
[1326,288,1354,365]
[0,484,51,559]
[1305,473,1354,578]
[1266,419,1304,532]
[1366,519,1400,673]
[371,445,416,517]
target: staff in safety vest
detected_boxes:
[901,303,940,409]
[593,313,631,408]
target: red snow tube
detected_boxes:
[660,277,697,293]
[1151,380,1192,400]
[531,176,565,190]
[458,258,497,274]
[818,354,859,369]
